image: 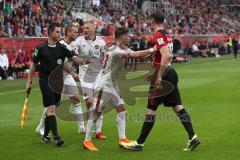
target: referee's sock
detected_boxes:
[46,115,59,139]
[137,115,155,144]
[43,117,50,137]
[177,108,195,140]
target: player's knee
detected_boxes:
[86,98,93,108]
[172,105,184,113]
[47,106,56,115]
[71,95,80,105]
[145,108,156,115]
[116,104,126,113]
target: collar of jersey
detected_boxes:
[48,44,57,47]
[84,36,96,41]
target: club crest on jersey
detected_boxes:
[95,45,100,49]
[157,38,164,45]
[57,59,63,65]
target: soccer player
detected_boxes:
[72,21,106,139]
[120,11,200,151]
[35,24,85,135]
[83,27,156,151]
[26,23,89,147]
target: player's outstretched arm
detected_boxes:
[72,56,92,65]
[26,62,37,90]
[128,46,157,58]
[63,63,79,81]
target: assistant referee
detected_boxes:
[26,23,88,147]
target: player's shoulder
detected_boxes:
[35,41,48,50]
[154,29,169,38]
[108,45,118,52]
[95,36,106,44]
[59,39,66,45]
[57,41,67,48]
[56,42,71,52]
[75,36,85,42]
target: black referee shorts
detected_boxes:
[39,78,62,107]
[147,66,182,111]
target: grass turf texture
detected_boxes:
[0,55,240,160]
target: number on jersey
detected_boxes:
[102,53,109,70]
[168,42,173,55]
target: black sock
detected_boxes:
[46,115,59,139]
[177,109,195,140]
[137,115,155,144]
[43,117,50,137]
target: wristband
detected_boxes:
[149,48,154,53]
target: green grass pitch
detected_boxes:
[0,55,240,160]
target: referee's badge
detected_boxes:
[57,59,63,65]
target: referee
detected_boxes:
[26,23,88,147]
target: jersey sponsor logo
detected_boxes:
[157,38,164,45]
[57,59,63,65]
[95,45,100,49]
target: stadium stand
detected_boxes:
[0,0,239,80]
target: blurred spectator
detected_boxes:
[199,42,208,57]
[0,0,238,37]
[0,48,9,80]
[7,49,16,79]
[191,42,200,57]
[227,37,232,54]
[232,35,239,58]
[34,22,42,37]
[218,41,226,55]
[15,49,27,77]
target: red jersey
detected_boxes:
[8,53,16,65]
[152,29,173,69]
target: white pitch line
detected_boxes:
[0,88,40,95]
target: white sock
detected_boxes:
[73,103,85,132]
[36,108,47,130]
[116,111,127,139]
[96,113,103,133]
[85,112,97,141]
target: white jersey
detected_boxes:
[95,45,127,88]
[72,36,106,83]
[59,39,78,71]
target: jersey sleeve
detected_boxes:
[114,50,127,58]
[70,40,80,55]
[63,46,76,59]
[32,47,40,64]
[153,32,167,49]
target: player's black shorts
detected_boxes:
[39,78,62,107]
[147,66,182,111]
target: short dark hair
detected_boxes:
[65,25,76,36]
[48,23,61,36]
[150,11,165,24]
[115,27,128,39]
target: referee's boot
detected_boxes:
[54,137,64,147]
[42,136,51,144]
[183,135,201,151]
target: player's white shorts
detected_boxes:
[62,74,79,97]
[80,79,96,100]
[93,85,124,113]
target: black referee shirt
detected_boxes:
[33,41,75,78]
